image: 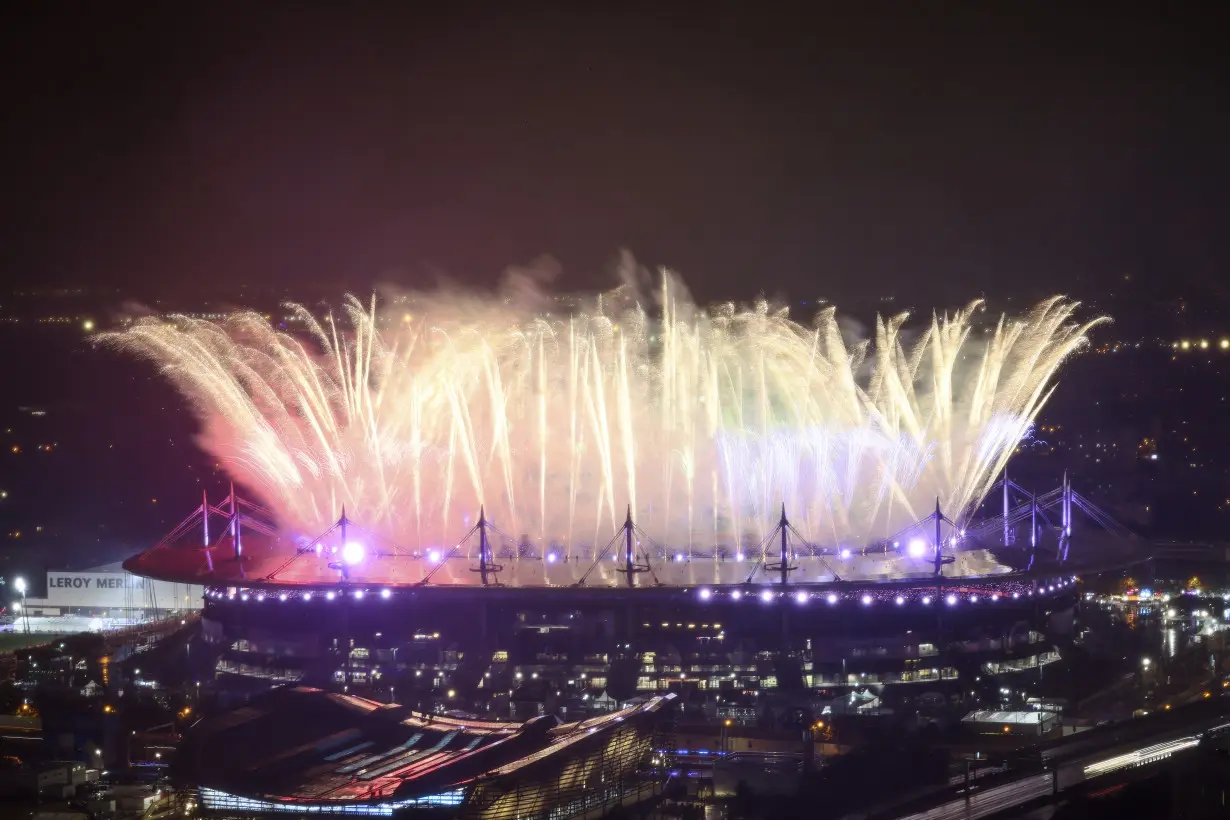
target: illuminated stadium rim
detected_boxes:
[200,576,1080,605]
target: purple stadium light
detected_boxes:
[827,593,838,605]
[760,589,774,603]
[698,588,712,601]
[907,538,927,558]
[795,591,808,604]
[342,541,365,566]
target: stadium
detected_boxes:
[121,471,1144,703]
[113,287,1133,729]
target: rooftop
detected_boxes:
[180,687,675,813]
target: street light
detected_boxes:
[1142,657,1152,670]
[14,577,28,635]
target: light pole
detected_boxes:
[14,577,28,636]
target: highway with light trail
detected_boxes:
[895,732,1218,820]
[873,693,1230,820]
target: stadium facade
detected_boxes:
[123,476,1143,712]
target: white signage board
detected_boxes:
[44,571,203,610]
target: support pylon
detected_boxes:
[616,506,650,588]
[469,506,504,586]
[765,504,798,585]
[338,506,350,581]
[931,499,955,577]
[229,482,242,560]
[1002,469,1013,546]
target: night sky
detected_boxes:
[2,3,1226,305]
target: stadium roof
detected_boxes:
[180,687,675,814]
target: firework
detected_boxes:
[109,271,1103,562]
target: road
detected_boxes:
[896,773,1053,820]
[895,735,1203,820]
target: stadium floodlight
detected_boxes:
[341,541,365,566]
[907,538,927,558]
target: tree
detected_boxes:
[605,656,640,703]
